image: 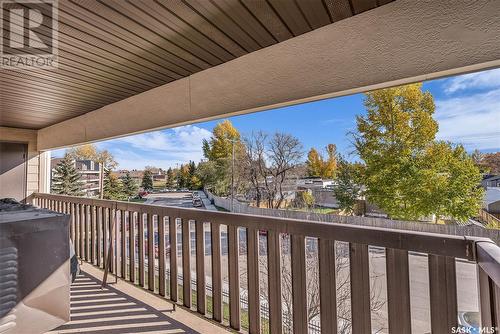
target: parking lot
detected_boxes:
[144,191,208,209]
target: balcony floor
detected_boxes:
[46,263,230,334]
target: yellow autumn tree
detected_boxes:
[200,120,244,196]
[306,144,337,178]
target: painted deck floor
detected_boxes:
[46,263,230,334]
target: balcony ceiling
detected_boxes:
[0,0,392,129]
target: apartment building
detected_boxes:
[51,158,101,197]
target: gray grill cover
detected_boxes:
[0,199,70,334]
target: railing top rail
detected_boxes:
[476,241,500,286]
[33,192,493,261]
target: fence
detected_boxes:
[479,209,500,229]
[205,189,500,244]
[30,193,500,334]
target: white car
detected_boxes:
[192,197,203,207]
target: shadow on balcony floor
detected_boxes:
[47,271,199,334]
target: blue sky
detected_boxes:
[54,68,500,170]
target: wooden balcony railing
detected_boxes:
[29,193,500,334]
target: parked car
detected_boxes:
[192,197,203,207]
[192,191,200,198]
[457,311,480,334]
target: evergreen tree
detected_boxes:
[51,155,84,196]
[66,144,117,199]
[176,164,191,189]
[122,172,138,198]
[103,169,125,200]
[187,161,202,189]
[166,168,175,189]
[333,156,362,215]
[142,169,153,191]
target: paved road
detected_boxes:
[144,192,199,208]
[144,191,218,211]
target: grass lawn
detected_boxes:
[129,198,146,203]
[289,207,339,214]
[215,205,230,212]
[153,180,167,189]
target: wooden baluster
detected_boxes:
[85,205,90,261]
[129,211,136,283]
[195,220,206,315]
[70,203,75,245]
[148,214,155,291]
[386,248,411,334]
[428,255,458,333]
[228,225,240,330]
[79,204,87,261]
[90,206,96,264]
[478,266,494,327]
[158,216,166,296]
[349,243,371,334]
[268,230,283,334]
[138,212,145,287]
[291,235,307,334]
[182,219,191,308]
[211,222,222,322]
[96,207,103,267]
[170,217,178,302]
[110,207,116,274]
[75,204,80,258]
[103,208,109,269]
[121,210,126,279]
[247,227,261,334]
[319,239,337,334]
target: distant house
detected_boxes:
[482,175,500,188]
[152,173,166,182]
[51,158,101,197]
[297,177,335,190]
[113,169,143,181]
[484,187,500,215]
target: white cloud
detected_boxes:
[435,88,500,150]
[444,68,500,94]
[112,125,210,153]
[100,125,212,169]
